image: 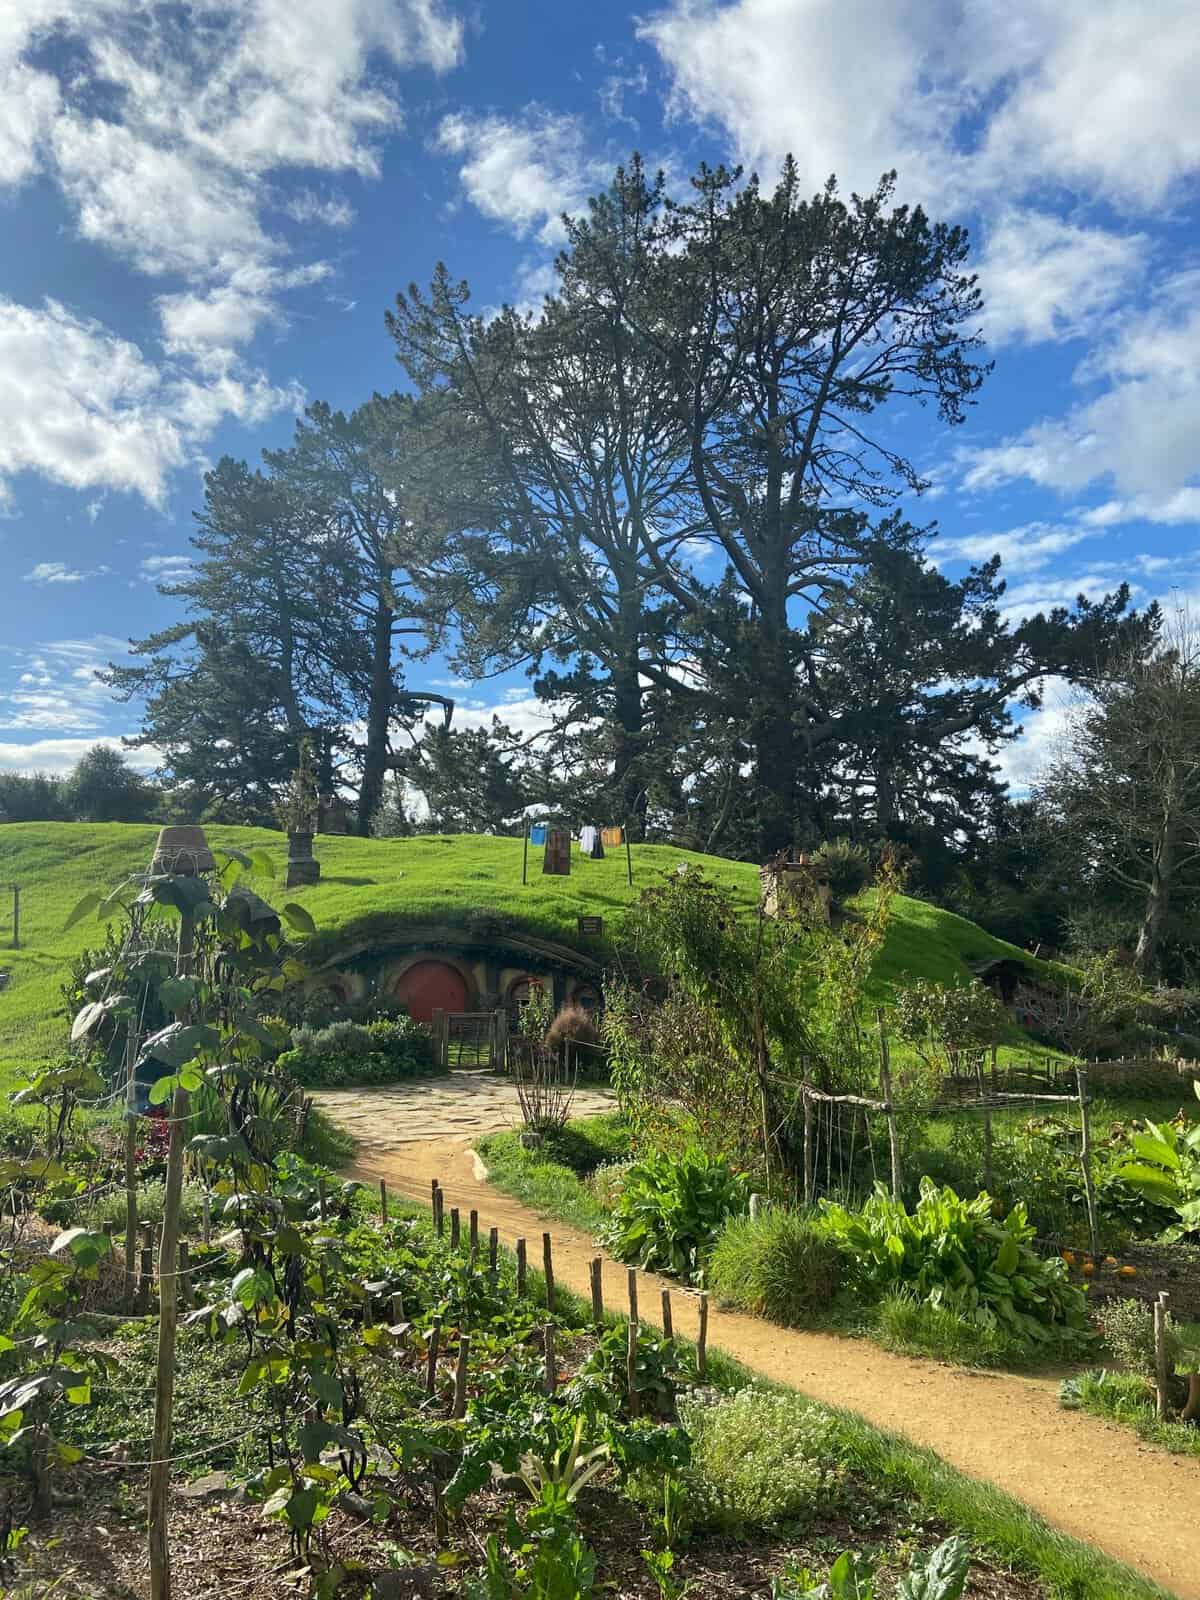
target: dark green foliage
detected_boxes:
[874,1289,1021,1368]
[602,1147,750,1281]
[813,838,872,904]
[1097,1298,1158,1378]
[539,1115,630,1178]
[708,1210,841,1327]
[278,1015,434,1088]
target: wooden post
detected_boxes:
[149,896,198,1600]
[379,1179,388,1222]
[432,1009,446,1070]
[749,1192,762,1220]
[627,1318,640,1416]
[453,1335,470,1419]
[661,1288,673,1340]
[450,1207,461,1250]
[136,1242,153,1316]
[627,1268,639,1325]
[877,1011,903,1203]
[102,1221,114,1243]
[624,826,633,888]
[1076,1068,1102,1259]
[697,1292,709,1379]
[469,1209,479,1263]
[122,988,140,1310]
[542,1232,555,1314]
[488,1226,499,1284]
[1155,1292,1173,1422]
[433,1185,445,1238]
[974,1056,994,1194]
[391,1292,404,1327]
[589,1256,604,1326]
[543,1324,556,1396]
[202,1190,211,1247]
[318,1177,328,1221]
[516,1237,527,1298]
[803,1089,815,1207]
[425,1317,441,1397]
[178,1241,192,1311]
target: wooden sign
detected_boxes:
[577,915,603,936]
[543,828,571,876]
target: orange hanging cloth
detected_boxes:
[601,825,624,848]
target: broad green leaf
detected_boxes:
[1131,1131,1180,1171]
[142,1021,220,1068]
[158,976,197,1012]
[280,902,316,936]
[49,1228,110,1269]
[148,1075,176,1106]
[62,892,102,931]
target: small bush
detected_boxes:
[708,1209,840,1327]
[679,1389,845,1532]
[1098,1298,1157,1378]
[589,1160,632,1211]
[603,1146,750,1281]
[280,1011,434,1087]
[86,1180,207,1234]
[814,837,872,903]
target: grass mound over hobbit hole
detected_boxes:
[2,822,1067,1091]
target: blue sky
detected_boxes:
[1,0,1198,791]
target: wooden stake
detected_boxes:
[453,1335,470,1419]
[516,1237,527,1298]
[697,1292,709,1379]
[363,1290,374,1328]
[137,1242,153,1314]
[877,1010,903,1203]
[488,1226,499,1283]
[450,1207,461,1250]
[425,1316,441,1397]
[177,1241,192,1311]
[803,1090,815,1207]
[543,1323,556,1395]
[661,1288,673,1339]
[974,1055,994,1193]
[589,1256,603,1326]
[627,1268,639,1325]
[1155,1292,1173,1422]
[542,1232,555,1314]
[391,1292,404,1326]
[627,1318,640,1416]
[1076,1067,1102,1259]
[318,1177,328,1221]
[433,1184,444,1238]
[201,1190,211,1247]
[469,1209,479,1262]
[379,1179,388,1222]
[749,1192,761,1220]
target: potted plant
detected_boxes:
[276,753,321,887]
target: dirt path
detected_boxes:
[339,1128,1200,1600]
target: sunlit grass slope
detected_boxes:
[0,823,1054,1086]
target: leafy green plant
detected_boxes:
[678,1389,845,1533]
[708,1209,840,1326]
[1097,1298,1157,1377]
[517,1416,610,1506]
[875,1288,1019,1367]
[813,838,872,904]
[820,1179,1093,1355]
[1112,1082,1200,1238]
[892,979,1007,1078]
[772,1537,970,1600]
[572,1324,687,1418]
[602,1147,750,1281]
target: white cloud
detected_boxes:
[992,681,1075,791]
[0,59,58,185]
[0,297,300,508]
[995,572,1143,628]
[975,210,1147,348]
[962,270,1200,503]
[22,561,111,585]
[0,636,132,736]
[283,190,357,228]
[436,108,598,244]
[640,0,1200,216]
[139,554,193,583]
[0,736,162,776]
[937,522,1094,575]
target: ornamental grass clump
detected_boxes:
[820,1178,1093,1356]
[708,1208,841,1327]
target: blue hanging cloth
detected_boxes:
[529,823,547,845]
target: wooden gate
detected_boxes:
[430,1009,508,1071]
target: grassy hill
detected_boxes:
[0,822,1056,1088]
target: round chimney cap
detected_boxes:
[150,824,216,877]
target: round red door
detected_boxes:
[394,960,468,1023]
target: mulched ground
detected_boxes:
[4,1465,1048,1599]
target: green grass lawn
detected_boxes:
[1063,1368,1200,1460]
[1,822,1066,1091]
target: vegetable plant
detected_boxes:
[1112,1082,1200,1239]
[602,1146,750,1281]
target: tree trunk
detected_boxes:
[1134,827,1174,975]
[610,631,646,839]
[749,591,796,859]
[358,595,395,834]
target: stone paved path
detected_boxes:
[310,1069,616,1151]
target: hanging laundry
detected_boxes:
[601,825,624,849]
[579,824,604,859]
[529,823,547,846]
[543,828,571,875]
